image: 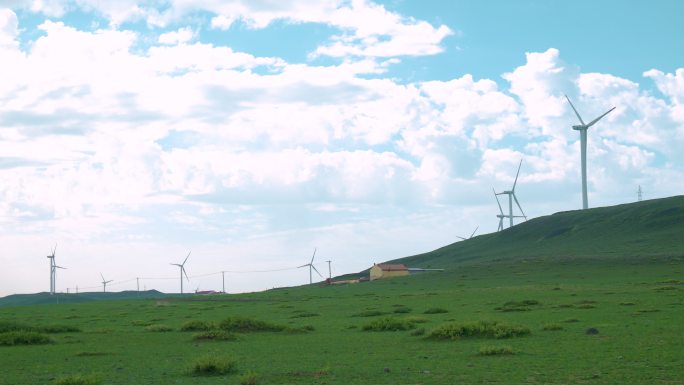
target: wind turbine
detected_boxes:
[171,252,190,294]
[100,273,113,293]
[494,159,527,228]
[298,248,322,284]
[565,94,616,210]
[456,226,479,240]
[46,245,66,295]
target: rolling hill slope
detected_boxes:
[385,195,684,270]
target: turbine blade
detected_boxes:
[513,194,526,219]
[565,94,585,125]
[100,273,105,281]
[470,225,479,238]
[310,248,317,264]
[183,267,190,281]
[456,236,466,241]
[493,188,504,214]
[311,265,323,278]
[52,244,57,257]
[586,106,616,128]
[183,251,191,266]
[512,159,523,191]
[298,264,308,268]
[56,266,66,270]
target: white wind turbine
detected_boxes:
[100,273,113,293]
[298,248,322,284]
[494,159,527,228]
[46,245,66,295]
[171,252,191,294]
[456,226,479,241]
[565,94,616,210]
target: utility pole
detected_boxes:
[326,260,332,280]
[222,271,226,293]
[638,185,643,202]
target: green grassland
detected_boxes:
[1,197,683,384]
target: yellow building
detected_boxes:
[369,263,409,281]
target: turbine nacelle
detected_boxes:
[572,125,586,130]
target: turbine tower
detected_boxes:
[46,245,66,295]
[565,95,616,210]
[171,251,191,294]
[456,226,479,241]
[100,273,113,293]
[494,159,527,228]
[298,248,322,284]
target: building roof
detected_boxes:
[375,263,408,271]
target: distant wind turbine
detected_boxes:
[298,248,322,284]
[100,273,113,293]
[456,226,479,241]
[493,188,525,231]
[46,245,66,295]
[494,159,527,228]
[565,94,616,210]
[171,251,191,294]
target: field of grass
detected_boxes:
[1,197,683,384]
[1,257,682,384]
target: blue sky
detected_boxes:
[1,0,683,296]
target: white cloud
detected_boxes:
[158,26,195,45]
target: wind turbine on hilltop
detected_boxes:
[298,248,322,284]
[565,95,616,210]
[493,159,527,230]
[100,273,113,293]
[46,245,66,295]
[456,226,479,241]
[171,251,191,294]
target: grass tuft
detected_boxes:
[238,371,259,385]
[362,317,417,332]
[145,324,173,332]
[0,331,52,346]
[290,312,320,318]
[192,330,238,342]
[423,307,448,314]
[392,307,412,314]
[180,320,214,331]
[218,317,285,333]
[542,323,564,331]
[496,300,540,312]
[428,320,530,340]
[189,354,238,376]
[478,345,515,356]
[352,310,387,317]
[53,374,102,385]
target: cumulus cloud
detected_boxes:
[158,26,195,45]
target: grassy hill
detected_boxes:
[385,195,684,270]
[0,197,682,384]
[0,290,178,307]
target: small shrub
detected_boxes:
[542,323,564,331]
[428,320,530,340]
[145,324,173,332]
[410,328,426,336]
[362,317,416,332]
[0,331,52,346]
[190,354,238,376]
[576,304,596,309]
[423,307,448,314]
[286,325,315,333]
[563,318,580,323]
[218,317,284,333]
[0,321,30,333]
[53,374,102,385]
[131,320,152,327]
[352,310,387,317]
[239,371,259,385]
[478,345,515,356]
[193,330,238,342]
[393,307,412,314]
[619,302,635,306]
[181,320,214,331]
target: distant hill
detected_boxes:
[0,290,179,307]
[337,196,684,280]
